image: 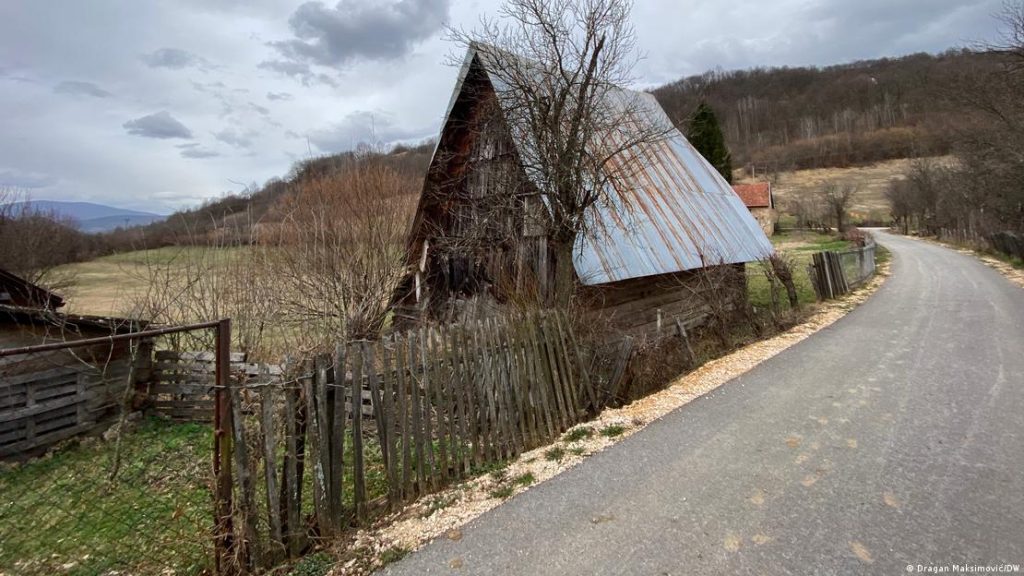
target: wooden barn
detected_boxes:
[395,44,772,339]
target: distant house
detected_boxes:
[394,44,772,339]
[732,182,776,236]
[0,268,64,309]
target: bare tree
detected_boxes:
[0,187,83,293]
[820,182,858,233]
[448,0,671,306]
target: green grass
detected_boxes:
[511,472,535,487]
[288,552,335,576]
[600,424,626,438]
[544,446,566,462]
[562,426,594,443]
[0,419,213,576]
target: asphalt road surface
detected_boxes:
[381,231,1024,576]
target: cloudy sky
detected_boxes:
[0,0,1005,214]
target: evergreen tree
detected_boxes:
[687,102,733,184]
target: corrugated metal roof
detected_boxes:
[732,182,773,208]
[433,44,773,286]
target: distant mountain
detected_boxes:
[7,200,166,232]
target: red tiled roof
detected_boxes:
[731,182,772,208]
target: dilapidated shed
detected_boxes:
[396,44,772,338]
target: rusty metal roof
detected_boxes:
[732,182,773,208]
[436,45,773,285]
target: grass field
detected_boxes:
[736,156,955,225]
[55,246,250,317]
[0,418,213,576]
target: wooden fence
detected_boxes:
[0,342,152,459]
[221,312,594,570]
[809,237,877,300]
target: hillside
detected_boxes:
[651,49,995,174]
[127,49,997,246]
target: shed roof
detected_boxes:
[732,182,773,209]
[432,45,772,285]
[0,268,64,309]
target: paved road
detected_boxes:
[382,232,1024,575]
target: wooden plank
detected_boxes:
[0,393,83,421]
[407,333,426,496]
[259,380,284,559]
[426,328,448,485]
[378,338,399,505]
[351,343,367,522]
[471,320,497,463]
[456,323,483,469]
[509,319,539,449]
[437,324,463,478]
[546,315,580,423]
[229,383,258,565]
[395,334,412,501]
[418,327,437,489]
[282,374,301,557]
[496,318,524,457]
[541,315,570,432]
[522,316,554,441]
[364,341,390,490]
[330,343,346,526]
[492,318,519,458]
[1,366,79,388]
[306,357,331,534]
[563,313,598,415]
[0,421,95,458]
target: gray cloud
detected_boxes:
[266,91,293,101]
[214,127,257,148]
[258,59,338,86]
[307,109,427,152]
[142,48,210,70]
[180,147,220,159]
[123,111,194,139]
[264,0,449,80]
[53,80,112,98]
[250,102,270,115]
[0,168,58,189]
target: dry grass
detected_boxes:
[736,156,955,223]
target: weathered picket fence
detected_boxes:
[809,237,877,299]
[219,312,594,571]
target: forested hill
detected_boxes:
[121,49,998,248]
[650,49,997,174]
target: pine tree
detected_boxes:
[687,102,733,184]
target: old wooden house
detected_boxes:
[396,44,772,338]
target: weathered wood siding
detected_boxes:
[580,265,747,340]
[0,340,153,459]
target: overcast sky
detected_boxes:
[0,0,1005,214]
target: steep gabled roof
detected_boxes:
[422,44,773,285]
[732,182,773,209]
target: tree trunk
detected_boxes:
[550,238,576,309]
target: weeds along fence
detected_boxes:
[220,311,595,572]
[809,236,877,299]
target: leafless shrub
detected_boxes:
[820,182,858,233]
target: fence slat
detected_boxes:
[229,384,257,568]
[350,343,367,522]
[427,328,449,485]
[378,339,399,506]
[330,344,346,530]
[395,335,412,501]
[259,380,284,559]
[418,327,437,490]
[407,333,426,497]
